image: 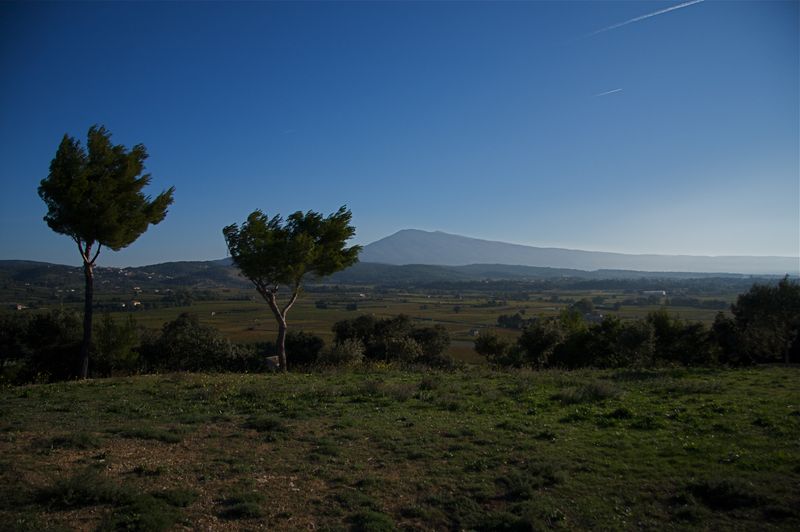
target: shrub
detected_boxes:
[646,310,715,366]
[286,330,324,367]
[93,313,140,377]
[101,493,181,531]
[139,313,242,372]
[552,382,619,404]
[731,277,800,364]
[218,490,266,520]
[20,310,82,381]
[333,314,449,365]
[384,336,423,363]
[36,468,127,509]
[0,313,31,369]
[411,325,454,368]
[519,318,566,368]
[318,338,365,367]
[475,331,520,368]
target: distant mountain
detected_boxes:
[360,230,799,275]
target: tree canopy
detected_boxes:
[39,125,175,254]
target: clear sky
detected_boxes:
[1,0,797,267]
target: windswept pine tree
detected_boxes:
[223,207,361,371]
[38,125,174,378]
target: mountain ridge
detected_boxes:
[360,229,798,275]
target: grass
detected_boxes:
[0,366,798,530]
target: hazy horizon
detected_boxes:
[3,227,798,274]
[1,1,798,267]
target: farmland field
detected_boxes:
[2,281,741,365]
[1,366,798,530]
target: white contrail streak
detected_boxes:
[589,0,704,36]
[594,88,624,97]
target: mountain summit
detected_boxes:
[360,230,798,275]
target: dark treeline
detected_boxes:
[0,312,453,383]
[477,278,800,369]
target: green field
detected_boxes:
[1,366,797,530]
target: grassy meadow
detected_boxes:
[1,366,798,530]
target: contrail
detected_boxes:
[594,88,623,97]
[589,0,704,36]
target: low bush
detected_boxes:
[332,315,452,367]
[552,382,619,405]
[318,338,365,367]
[218,490,266,520]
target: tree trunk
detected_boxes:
[80,260,94,379]
[276,320,288,373]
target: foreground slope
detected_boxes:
[1,367,798,530]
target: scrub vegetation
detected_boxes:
[0,366,798,530]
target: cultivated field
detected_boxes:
[1,366,797,530]
[4,284,736,365]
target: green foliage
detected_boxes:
[258,330,325,367]
[223,206,361,290]
[481,307,717,370]
[474,330,518,367]
[151,488,198,508]
[570,298,595,315]
[711,312,740,364]
[93,313,140,376]
[496,312,533,330]
[348,510,396,531]
[731,276,800,364]
[18,310,82,381]
[551,381,619,404]
[411,325,454,368]
[38,125,174,252]
[218,490,266,520]
[0,313,31,368]
[318,338,365,367]
[645,309,716,366]
[101,493,181,531]
[518,318,566,368]
[139,313,255,372]
[332,314,452,367]
[36,468,125,509]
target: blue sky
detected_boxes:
[1,0,797,267]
